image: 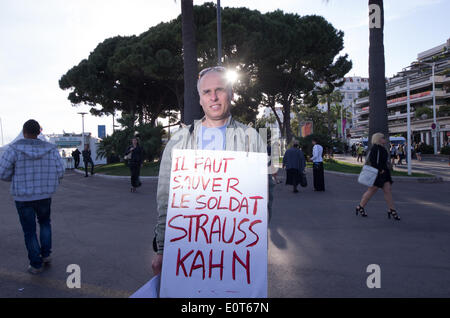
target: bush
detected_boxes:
[415,106,433,119]
[438,105,450,117]
[440,146,450,155]
[295,134,332,157]
[97,124,164,162]
[418,143,434,154]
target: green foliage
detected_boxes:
[440,145,450,155]
[415,106,433,119]
[87,162,160,176]
[96,121,164,163]
[60,2,352,142]
[438,105,450,117]
[295,133,332,157]
[294,103,328,136]
[358,88,370,98]
[418,143,434,154]
[59,20,183,126]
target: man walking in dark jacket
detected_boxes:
[0,120,65,274]
[82,144,94,177]
[72,148,81,169]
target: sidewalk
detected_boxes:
[334,154,450,181]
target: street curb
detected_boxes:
[305,167,444,183]
[71,167,443,183]
[71,168,159,180]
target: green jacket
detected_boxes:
[154,116,268,254]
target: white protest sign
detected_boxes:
[160,149,268,298]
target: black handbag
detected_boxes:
[300,172,307,187]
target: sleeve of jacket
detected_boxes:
[0,149,15,182]
[155,129,188,255]
[54,148,65,180]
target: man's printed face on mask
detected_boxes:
[198,71,232,127]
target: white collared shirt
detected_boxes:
[312,144,323,163]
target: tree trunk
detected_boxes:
[326,97,331,138]
[283,100,292,145]
[267,95,284,138]
[181,0,202,125]
[368,0,389,149]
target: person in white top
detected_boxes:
[311,138,325,191]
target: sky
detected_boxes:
[0,0,449,145]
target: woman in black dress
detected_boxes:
[355,133,400,220]
[125,137,143,193]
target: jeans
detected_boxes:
[15,198,52,269]
[84,159,94,176]
[129,163,142,188]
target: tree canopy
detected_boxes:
[59,2,351,143]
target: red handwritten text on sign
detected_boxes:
[161,149,267,297]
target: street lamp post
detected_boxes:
[78,112,88,150]
[217,0,222,65]
[406,77,412,175]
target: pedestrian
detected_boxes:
[151,66,270,276]
[124,136,143,193]
[82,144,94,177]
[415,142,422,161]
[311,137,325,191]
[282,142,306,193]
[351,143,356,157]
[0,119,65,274]
[355,133,400,220]
[390,143,397,167]
[416,143,422,161]
[356,143,364,163]
[397,144,405,165]
[72,148,81,169]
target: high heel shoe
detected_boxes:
[355,205,368,217]
[387,209,401,221]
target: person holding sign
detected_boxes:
[152,66,271,297]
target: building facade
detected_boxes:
[351,39,450,149]
[46,132,106,166]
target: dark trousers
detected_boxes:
[130,163,142,188]
[313,162,325,191]
[84,159,94,176]
[74,157,80,169]
[15,198,52,269]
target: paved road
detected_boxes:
[1,170,449,297]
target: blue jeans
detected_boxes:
[15,198,52,269]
